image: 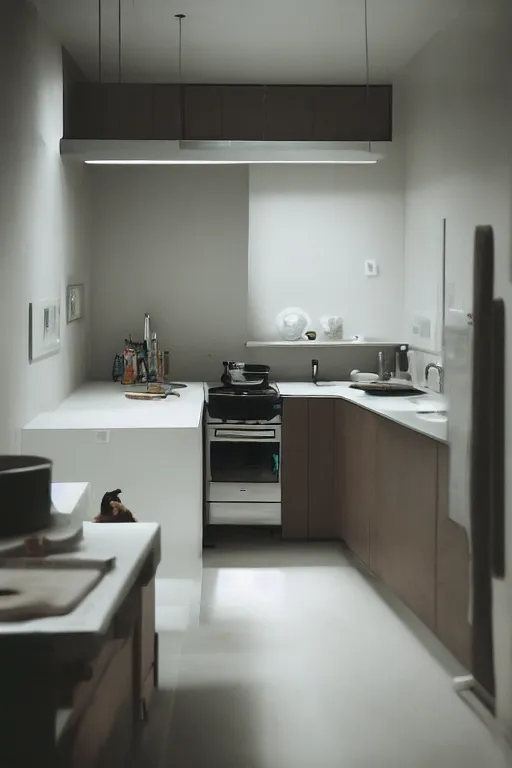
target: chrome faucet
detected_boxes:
[425,363,444,394]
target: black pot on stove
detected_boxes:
[221,361,270,390]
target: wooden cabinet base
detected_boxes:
[308,399,336,539]
[436,445,471,668]
[282,398,336,540]
[281,399,309,539]
[336,400,376,565]
[372,419,437,632]
[63,634,134,768]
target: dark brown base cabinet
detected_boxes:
[281,398,336,540]
[282,396,471,668]
[372,418,437,631]
[436,444,471,668]
[335,400,376,566]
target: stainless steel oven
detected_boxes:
[206,422,281,525]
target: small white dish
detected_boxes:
[350,370,379,383]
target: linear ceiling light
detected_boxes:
[84,159,378,165]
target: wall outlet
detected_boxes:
[364,259,378,277]
[95,430,110,444]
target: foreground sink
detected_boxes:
[416,411,448,423]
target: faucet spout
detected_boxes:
[425,363,444,394]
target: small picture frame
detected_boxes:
[67,284,84,323]
[29,298,61,362]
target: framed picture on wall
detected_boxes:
[29,298,61,362]
[67,284,84,323]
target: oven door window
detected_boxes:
[210,441,280,483]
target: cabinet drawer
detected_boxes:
[208,483,281,503]
[209,502,281,525]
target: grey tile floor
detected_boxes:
[135,544,510,768]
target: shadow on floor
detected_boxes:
[204,528,346,569]
[161,684,263,768]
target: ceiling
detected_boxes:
[33,0,466,84]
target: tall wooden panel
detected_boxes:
[184,85,223,140]
[265,86,314,140]
[372,419,437,631]
[152,85,181,139]
[221,86,265,140]
[308,399,336,539]
[313,85,392,141]
[281,398,309,539]
[336,400,376,565]
[436,444,471,667]
[118,85,153,139]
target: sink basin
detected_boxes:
[416,411,448,423]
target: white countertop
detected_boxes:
[277,381,448,443]
[0,521,160,643]
[51,482,91,520]
[23,380,446,442]
[24,381,205,431]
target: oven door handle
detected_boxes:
[212,429,277,440]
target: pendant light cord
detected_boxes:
[175,14,186,141]
[119,0,122,83]
[364,0,372,154]
[98,0,102,82]
[178,15,183,84]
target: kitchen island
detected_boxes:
[0,519,161,767]
[23,382,205,579]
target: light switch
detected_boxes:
[364,259,378,277]
[95,430,110,444]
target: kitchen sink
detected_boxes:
[416,410,448,423]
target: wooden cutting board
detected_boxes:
[0,568,103,621]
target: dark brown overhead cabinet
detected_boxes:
[65,83,393,142]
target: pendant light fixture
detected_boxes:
[174,0,381,163]
[75,0,384,164]
[364,0,372,156]
[175,13,186,142]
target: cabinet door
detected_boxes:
[308,399,336,539]
[118,84,153,139]
[313,86,392,141]
[265,86,314,140]
[336,400,376,565]
[184,85,223,140]
[222,86,266,140]
[281,399,309,539]
[436,444,471,667]
[153,85,181,139]
[372,419,437,631]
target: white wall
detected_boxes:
[89,166,248,381]
[397,0,512,730]
[0,0,90,453]
[398,0,511,350]
[248,146,405,342]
